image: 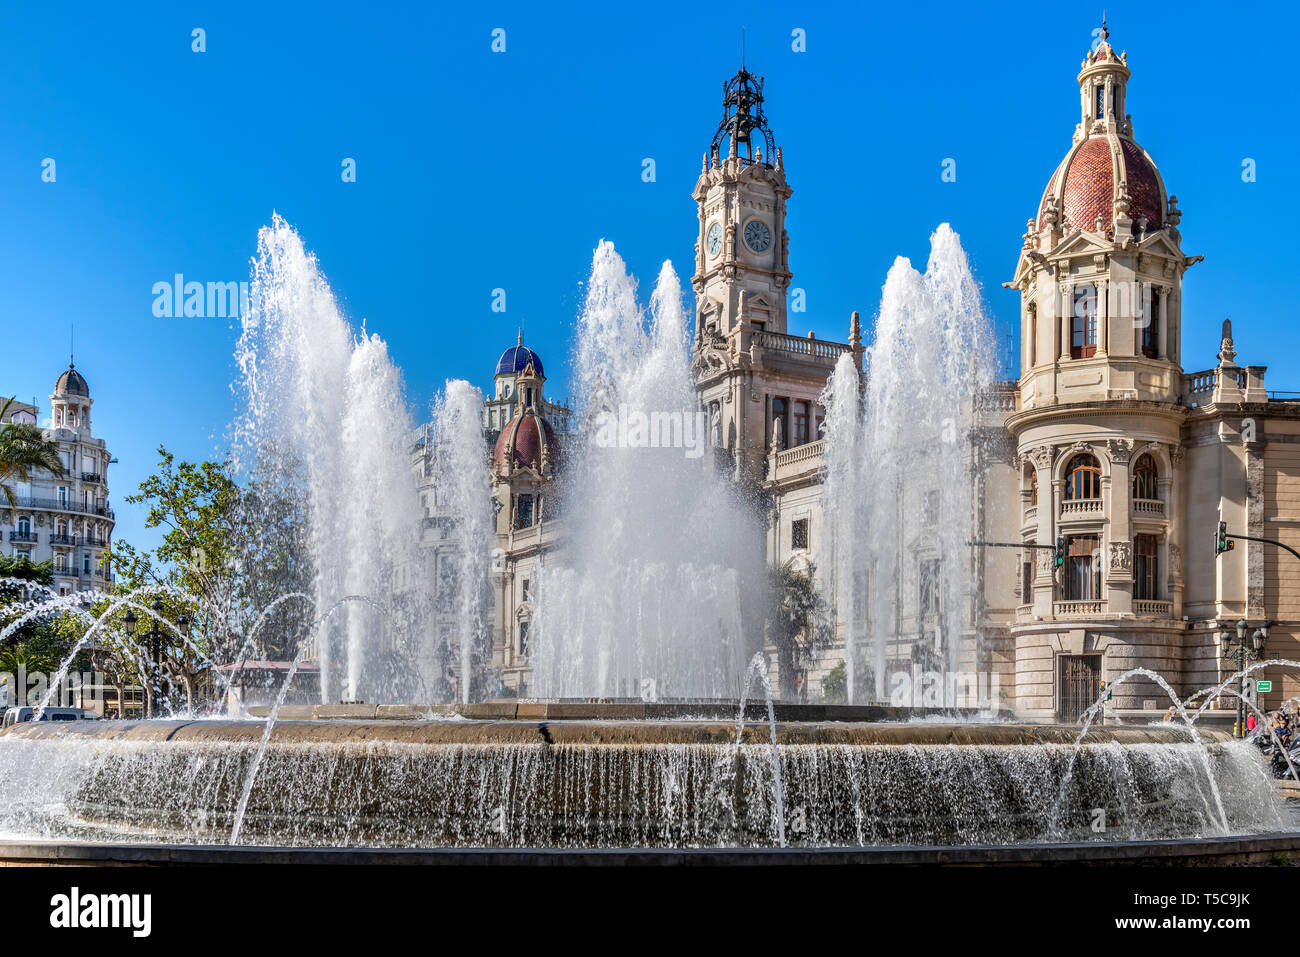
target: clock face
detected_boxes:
[706,222,723,256]
[744,219,772,253]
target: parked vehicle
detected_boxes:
[1,706,101,728]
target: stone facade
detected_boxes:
[428,31,1300,719]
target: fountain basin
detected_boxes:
[0,720,1287,849]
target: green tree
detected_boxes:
[0,555,77,665]
[822,662,847,704]
[230,446,315,661]
[766,563,834,701]
[101,447,243,713]
[101,445,318,714]
[0,397,64,518]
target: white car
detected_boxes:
[1,706,101,728]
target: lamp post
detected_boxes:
[1220,619,1269,738]
[122,600,186,718]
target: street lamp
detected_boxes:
[1221,619,1268,738]
[122,600,171,718]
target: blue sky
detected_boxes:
[2,1,1296,553]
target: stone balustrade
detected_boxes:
[752,330,854,361]
[1133,600,1172,618]
[1055,600,1104,617]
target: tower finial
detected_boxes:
[1101,10,1108,40]
[70,325,74,368]
[518,326,523,348]
[741,25,745,69]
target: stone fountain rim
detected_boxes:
[3,718,1229,747]
[0,831,1295,866]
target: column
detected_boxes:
[1033,448,1058,618]
[1163,450,1184,619]
[1059,282,1073,362]
[1106,441,1134,615]
[1157,286,1168,360]
[1097,278,1109,357]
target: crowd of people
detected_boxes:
[1247,708,1299,780]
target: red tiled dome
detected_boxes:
[494,410,558,474]
[1037,135,1164,236]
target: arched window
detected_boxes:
[1065,535,1099,600]
[1028,469,1038,507]
[1064,453,1102,500]
[1071,284,1098,359]
[1140,288,1159,359]
[1132,455,1159,501]
[1133,535,1159,601]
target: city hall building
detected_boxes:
[419,28,1297,722]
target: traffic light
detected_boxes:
[1215,521,1235,556]
[1099,681,1112,701]
[1054,537,1066,567]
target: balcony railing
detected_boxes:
[83,536,111,548]
[48,534,77,547]
[1133,600,1172,618]
[774,439,824,469]
[1022,505,1037,528]
[9,496,114,519]
[1183,367,1248,404]
[80,472,103,483]
[752,330,854,362]
[1132,498,1165,517]
[1055,600,1104,618]
[1060,499,1103,518]
[976,387,1020,414]
[8,531,37,543]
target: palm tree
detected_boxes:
[0,396,65,520]
[0,643,59,675]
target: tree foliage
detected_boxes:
[0,396,65,518]
[766,563,834,701]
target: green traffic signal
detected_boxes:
[1215,521,1235,556]
[1054,536,1066,567]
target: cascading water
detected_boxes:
[529,243,764,699]
[231,216,431,703]
[821,225,997,703]
[426,381,493,702]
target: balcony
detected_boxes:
[751,329,854,363]
[83,536,110,548]
[1055,600,1104,618]
[8,531,37,543]
[10,496,114,519]
[1022,505,1037,529]
[1133,600,1172,618]
[1132,498,1165,518]
[80,472,103,484]
[1060,498,1103,519]
[49,534,78,547]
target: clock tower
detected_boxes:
[691,66,858,485]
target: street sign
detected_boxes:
[1257,680,1273,693]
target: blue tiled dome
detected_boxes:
[495,344,544,378]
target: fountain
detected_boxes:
[230,216,432,703]
[426,381,494,703]
[821,224,998,704]
[0,220,1294,862]
[528,245,765,700]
